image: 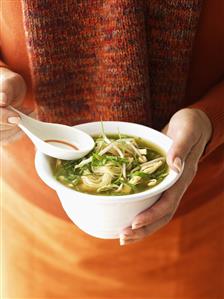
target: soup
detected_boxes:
[53,132,168,196]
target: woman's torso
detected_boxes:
[1,1,224,297]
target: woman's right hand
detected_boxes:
[0,67,27,134]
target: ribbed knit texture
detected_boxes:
[22,0,203,129]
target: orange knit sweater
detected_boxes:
[1,0,224,155]
[1,1,224,298]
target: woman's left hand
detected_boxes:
[119,108,212,245]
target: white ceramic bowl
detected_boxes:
[35,121,183,239]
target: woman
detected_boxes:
[1,0,223,298]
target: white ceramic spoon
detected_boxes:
[10,106,95,160]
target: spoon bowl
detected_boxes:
[10,106,95,160]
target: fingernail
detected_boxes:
[120,233,133,241]
[0,92,7,105]
[119,238,125,246]
[119,233,127,239]
[132,222,143,229]
[8,116,20,124]
[120,238,139,246]
[173,157,182,173]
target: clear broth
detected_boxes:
[53,134,169,196]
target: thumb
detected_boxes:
[166,130,197,173]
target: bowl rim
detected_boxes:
[35,121,183,203]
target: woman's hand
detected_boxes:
[0,67,26,139]
[119,108,212,245]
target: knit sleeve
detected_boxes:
[189,79,224,157]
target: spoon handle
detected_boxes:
[9,105,44,128]
[9,105,33,121]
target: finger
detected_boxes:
[0,107,20,130]
[10,75,27,107]
[131,164,196,230]
[120,214,170,245]
[0,92,8,106]
[131,136,206,230]
[131,194,174,229]
[0,76,26,107]
[166,127,200,173]
[0,80,13,106]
